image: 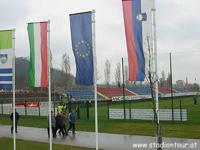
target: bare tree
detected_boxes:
[59,53,72,87]
[124,65,129,84]
[145,36,157,121]
[104,59,111,85]
[96,69,102,82]
[166,72,171,87]
[161,70,165,81]
[62,53,71,75]
[115,62,121,87]
[145,36,162,148]
[159,70,166,87]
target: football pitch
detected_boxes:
[0,96,199,139]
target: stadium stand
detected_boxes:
[159,87,176,94]
[97,87,135,98]
[65,89,104,101]
[127,85,151,95]
[174,87,190,93]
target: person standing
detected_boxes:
[62,103,67,113]
[10,109,20,134]
[55,111,68,136]
[193,95,197,105]
[57,103,63,114]
[67,110,75,136]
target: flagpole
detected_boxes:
[47,20,52,150]
[12,29,16,150]
[92,10,99,150]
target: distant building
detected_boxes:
[176,80,185,88]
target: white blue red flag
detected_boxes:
[122,0,153,81]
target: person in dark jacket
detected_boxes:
[47,111,56,138]
[55,112,67,136]
[10,109,20,134]
[67,110,75,136]
[193,95,198,105]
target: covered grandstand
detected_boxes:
[159,87,176,94]
[127,85,151,95]
[65,87,135,101]
[65,89,105,101]
[97,87,135,99]
[62,85,198,101]
[174,87,195,93]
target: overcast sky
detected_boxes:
[0,0,199,84]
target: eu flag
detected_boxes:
[70,11,93,85]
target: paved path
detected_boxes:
[0,125,199,150]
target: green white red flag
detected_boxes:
[27,22,49,87]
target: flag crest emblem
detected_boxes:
[136,13,147,21]
[0,54,8,64]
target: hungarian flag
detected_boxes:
[27,22,49,87]
[0,30,14,89]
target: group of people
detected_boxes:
[47,103,76,138]
[9,103,76,138]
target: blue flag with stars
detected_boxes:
[70,11,94,85]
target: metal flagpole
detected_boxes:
[12,29,16,150]
[92,10,99,150]
[47,20,52,150]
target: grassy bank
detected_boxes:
[0,138,93,150]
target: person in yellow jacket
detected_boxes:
[62,103,67,113]
[57,103,63,114]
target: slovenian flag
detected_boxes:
[27,22,49,87]
[0,30,14,89]
[122,0,153,81]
